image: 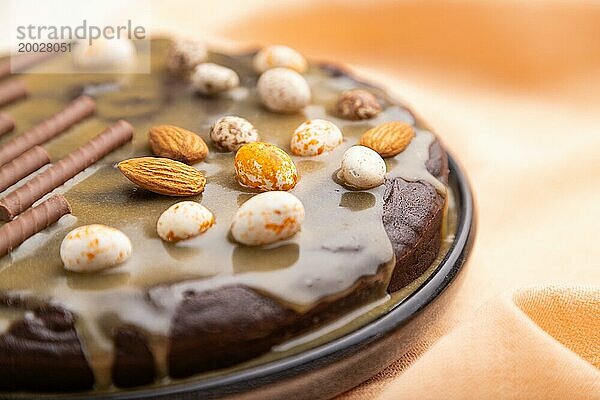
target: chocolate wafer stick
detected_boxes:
[0,79,27,108]
[0,113,14,136]
[0,194,71,257]
[0,52,55,80]
[0,96,96,166]
[0,120,133,221]
[0,146,51,192]
[0,59,10,80]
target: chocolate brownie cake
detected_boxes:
[0,38,450,393]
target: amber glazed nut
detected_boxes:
[234,142,298,191]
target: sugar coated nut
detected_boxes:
[73,38,136,69]
[253,45,308,74]
[157,201,215,242]
[257,68,311,113]
[234,142,298,191]
[191,63,239,95]
[210,116,260,152]
[335,89,382,120]
[340,145,386,189]
[290,119,343,156]
[231,191,305,246]
[167,38,207,75]
[61,224,132,272]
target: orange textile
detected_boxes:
[215,1,600,397]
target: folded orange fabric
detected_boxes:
[341,286,600,399]
[214,2,600,398]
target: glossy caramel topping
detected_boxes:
[0,40,447,387]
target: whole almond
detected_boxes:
[148,125,208,164]
[359,121,415,158]
[117,157,206,196]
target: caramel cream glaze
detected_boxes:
[0,39,451,388]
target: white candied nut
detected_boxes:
[290,119,343,156]
[253,45,308,74]
[340,145,386,189]
[231,191,305,246]
[157,201,215,242]
[191,63,240,95]
[209,116,260,152]
[257,67,311,113]
[60,224,132,272]
[73,38,136,69]
[167,38,207,75]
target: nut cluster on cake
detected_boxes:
[0,37,453,393]
[0,40,420,275]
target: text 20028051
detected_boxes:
[17,42,73,53]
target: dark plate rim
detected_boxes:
[71,153,474,400]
